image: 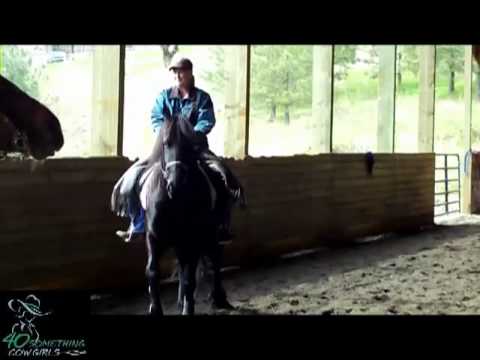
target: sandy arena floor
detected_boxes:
[91,214,480,315]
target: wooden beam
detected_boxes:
[0,154,434,290]
[116,45,126,157]
[245,45,251,157]
[463,46,473,213]
[309,45,333,154]
[91,46,121,156]
[223,46,249,160]
[417,46,436,153]
[377,45,396,152]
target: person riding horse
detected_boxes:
[114,56,246,244]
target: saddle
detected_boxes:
[137,160,218,212]
[112,157,221,218]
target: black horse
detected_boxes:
[123,115,233,315]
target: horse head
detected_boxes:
[152,115,202,199]
[0,75,64,160]
[22,101,64,160]
[474,45,480,68]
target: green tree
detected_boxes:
[160,45,178,67]
[397,45,419,88]
[1,46,41,98]
[437,45,464,95]
[201,46,226,93]
[334,45,356,80]
[0,46,59,111]
[203,46,356,124]
[203,46,314,124]
[250,46,312,124]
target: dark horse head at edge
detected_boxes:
[0,75,64,160]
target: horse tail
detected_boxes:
[111,175,126,216]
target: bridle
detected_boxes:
[162,160,189,179]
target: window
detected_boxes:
[0,45,120,157]
[123,45,246,160]
[472,53,480,150]
[434,45,465,156]
[394,45,421,153]
[248,45,330,157]
[332,45,382,153]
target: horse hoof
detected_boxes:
[177,301,184,311]
[149,304,163,316]
[182,305,195,316]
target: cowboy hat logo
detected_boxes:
[7,294,52,342]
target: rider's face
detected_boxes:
[172,68,192,89]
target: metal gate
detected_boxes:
[434,153,461,217]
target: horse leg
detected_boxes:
[207,242,234,310]
[176,258,201,311]
[179,256,199,315]
[177,264,184,311]
[145,231,163,315]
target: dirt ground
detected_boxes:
[91,214,480,315]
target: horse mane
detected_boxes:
[148,117,175,169]
[148,114,198,167]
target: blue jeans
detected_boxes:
[128,202,145,234]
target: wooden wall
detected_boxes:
[0,153,435,290]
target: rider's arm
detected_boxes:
[151,90,169,134]
[193,93,216,135]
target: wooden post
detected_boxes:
[462,45,473,213]
[223,46,249,160]
[91,46,121,156]
[377,45,396,153]
[309,45,333,154]
[417,46,436,153]
[116,45,125,157]
[245,46,251,157]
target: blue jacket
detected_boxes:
[151,86,216,135]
